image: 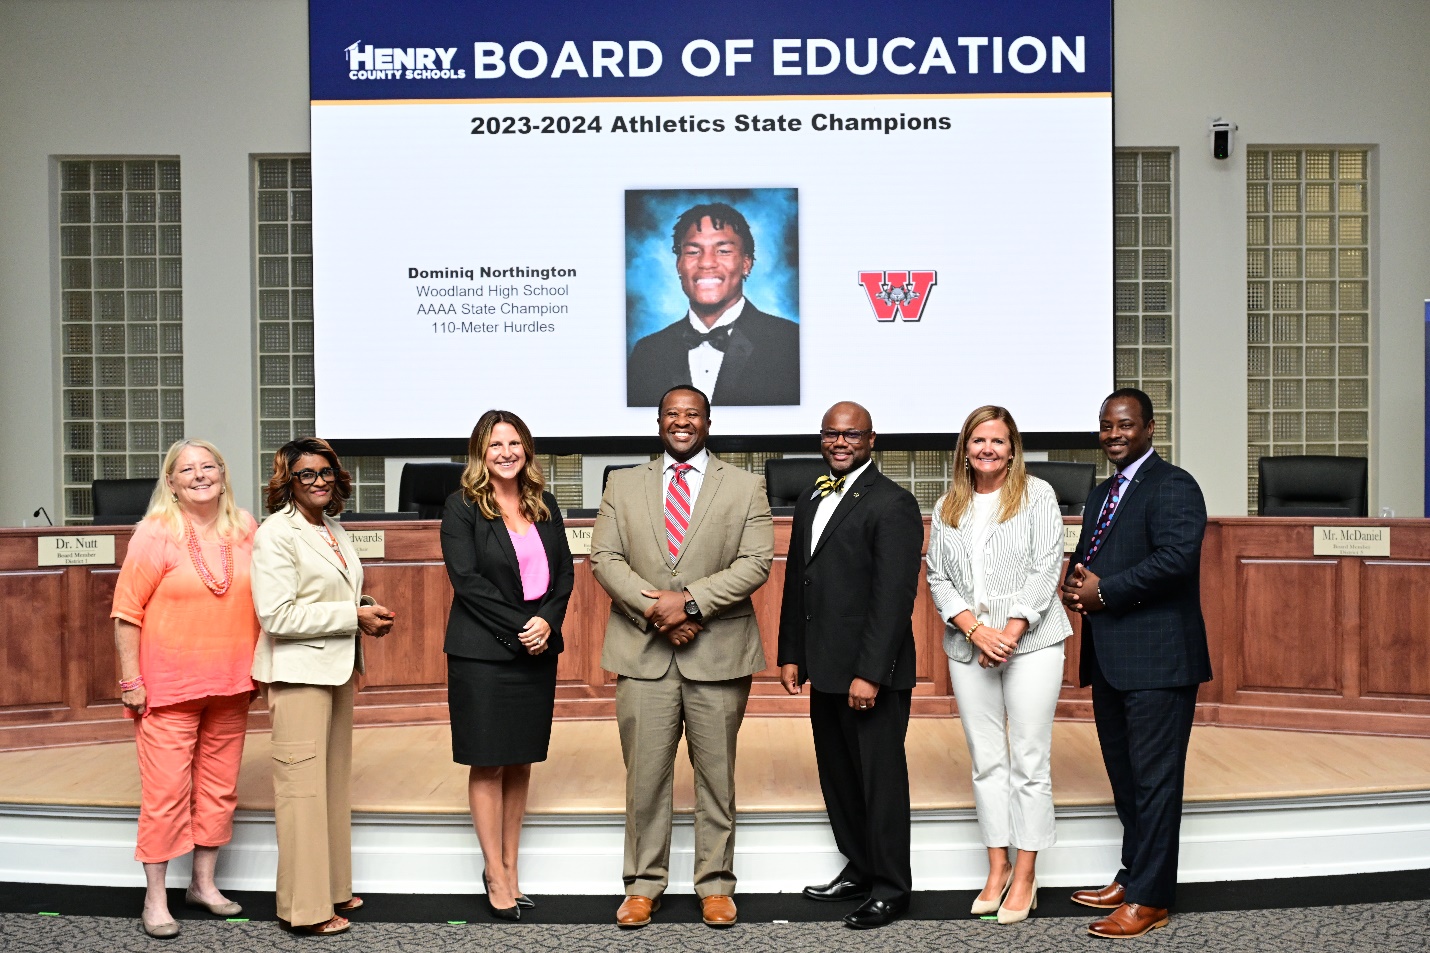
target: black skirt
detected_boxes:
[447,649,558,767]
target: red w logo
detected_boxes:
[858,270,937,321]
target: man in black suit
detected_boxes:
[776,401,924,929]
[627,202,800,406]
[1060,387,1212,939]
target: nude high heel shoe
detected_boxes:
[970,871,1014,916]
[997,878,1038,924]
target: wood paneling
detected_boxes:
[1361,561,1430,699]
[358,561,449,689]
[83,569,122,706]
[0,571,66,708]
[5,517,1430,748]
[1236,559,1341,694]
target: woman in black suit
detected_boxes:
[440,409,574,921]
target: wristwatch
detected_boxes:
[683,591,703,623]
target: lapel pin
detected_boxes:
[852,492,860,498]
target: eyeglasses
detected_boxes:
[819,429,871,443]
[294,467,336,485]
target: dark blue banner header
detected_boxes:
[309,0,1112,101]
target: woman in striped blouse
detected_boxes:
[926,405,1073,925]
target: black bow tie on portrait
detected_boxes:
[681,322,736,352]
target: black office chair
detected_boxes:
[1024,461,1097,516]
[91,478,156,525]
[764,458,829,513]
[603,463,641,492]
[1258,455,1368,517]
[397,462,466,519]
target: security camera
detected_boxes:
[1210,119,1236,160]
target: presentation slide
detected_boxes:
[309,0,1112,441]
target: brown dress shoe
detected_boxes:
[1088,903,1169,938]
[616,895,660,928]
[701,895,738,927]
[1071,882,1126,909]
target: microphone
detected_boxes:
[32,507,53,526]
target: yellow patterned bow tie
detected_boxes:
[815,474,847,498]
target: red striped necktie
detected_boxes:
[1085,472,1128,563]
[665,463,695,562]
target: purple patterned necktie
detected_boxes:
[1085,472,1128,563]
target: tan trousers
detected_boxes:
[268,676,355,927]
[616,664,752,899]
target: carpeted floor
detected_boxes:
[6,870,1430,924]
[1,902,1429,953]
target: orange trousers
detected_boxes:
[133,692,251,864]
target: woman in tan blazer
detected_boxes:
[251,437,395,936]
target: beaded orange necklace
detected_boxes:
[183,514,233,596]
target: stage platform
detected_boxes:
[2,719,1429,893]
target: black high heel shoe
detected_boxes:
[483,868,521,922]
[515,894,535,910]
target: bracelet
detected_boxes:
[119,675,144,692]
[964,621,982,639]
[1097,584,1104,606]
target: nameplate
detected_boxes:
[1063,524,1081,554]
[38,535,116,566]
[346,529,386,559]
[566,526,593,555]
[1313,525,1389,557]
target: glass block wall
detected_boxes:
[875,450,954,510]
[251,155,384,513]
[1051,149,1178,481]
[534,454,585,509]
[58,159,184,524]
[1246,148,1371,513]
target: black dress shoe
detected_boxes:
[803,878,869,902]
[842,896,908,929]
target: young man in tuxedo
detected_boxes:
[776,401,925,928]
[591,384,774,929]
[626,202,800,407]
[1060,388,1212,939]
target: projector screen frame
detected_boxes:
[309,0,1116,450]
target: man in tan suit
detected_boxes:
[592,384,773,929]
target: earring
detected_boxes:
[171,493,178,502]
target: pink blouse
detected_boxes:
[111,513,260,713]
[507,525,550,602]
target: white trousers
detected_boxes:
[948,641,1065,851]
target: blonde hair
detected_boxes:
[461,410,551,523]
[938,405,1028,528]
[147,438,249,540]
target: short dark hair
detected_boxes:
[265,436,352,515]
[671,202,755,261]
[1103,387,1155,425]
[658,384,711,417]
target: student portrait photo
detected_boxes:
[625,189,801,407]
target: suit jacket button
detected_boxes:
[803,579,810,586]
[670,570,678,577]
[806,614,811,620]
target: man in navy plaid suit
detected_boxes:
[1060,388,1212,939]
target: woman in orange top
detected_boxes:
[111,439,261,939]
